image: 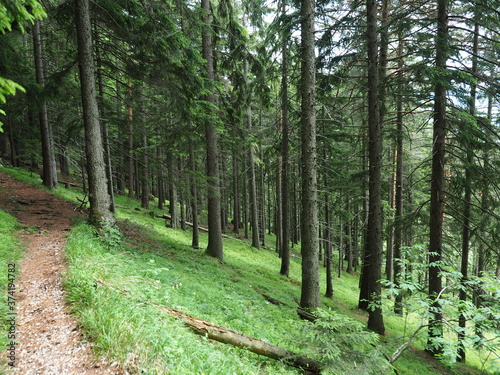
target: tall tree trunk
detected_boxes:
[386,147,397,282]
[75,0,114,227]
[457,19,479,362]
[280,13,291,275]
[379,0,392,283]
[247,105,260,249]
[276,154,283,255]
[127,82,135,198]
[346,196,354,274]
[202,0,223,262]
[393,31,405,316]
[259,144,266,246]
[190,148,200,249]
[33,19,58,189]
[427,0,448,356]
[475,89,493,340]
[299,0,320,309]
[95,22,115,212]
[167,152,179,229]
[141,128,149,210]
[325,193,333,298]
[232,144,240,235]
[358,0,385,335]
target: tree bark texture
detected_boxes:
[75,0,114,227]
[299,0,320,309]
[95,21,115,213]
[190,148,200,249]
[280,15,291,276]
[427,0,448,355]
[202,0,223,262]
[247,105,260,249]
[32,19,58,189]
[393,32,405,316]
[457,19,479,362]
[359,0,385,335]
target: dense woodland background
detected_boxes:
[1,0,500,370]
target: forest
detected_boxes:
[0,0,500,373]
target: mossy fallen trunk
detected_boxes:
[162,306,321,374]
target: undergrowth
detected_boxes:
[0,166,490,374]
[0,210,22,369]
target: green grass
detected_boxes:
[63,203,457,374]
[0,210,23,368]
[0,166,494,374]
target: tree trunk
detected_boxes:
[167,152,179,229]
[299,0,320,309]
[386,147,397,282]
[127,82,135,198]
[280,15,291,275]
[202,0,223,262]
[247,104,260,249]
[32,19,58,189]
[393,32,405,316]
[427,0,448,356]
[457,19,479,362]
[325,194,333,298]
[232,144,240,235]
[259,144,266,246]
[379,0,392,284]
[190,148,200,249]
[140,128,149,210]
[94,20,115,213]
[75,0,114,227]
[345,196,354,274]
[358,0,385,335]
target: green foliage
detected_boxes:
[300,308,392,374]
[0,210,22,366]
[382,244,500,369]
[0,0,45,34]
[98,222,123,251]
[0,0,46,129]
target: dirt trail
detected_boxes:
[0,172,122,374]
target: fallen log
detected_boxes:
[255,290,289,306]
[99,281,321,374]
[297,307,318,322]
[161,306,321,374]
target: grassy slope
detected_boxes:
[0,166,492,374]
[0,211,23,369]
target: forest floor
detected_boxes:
[0,172,123,374]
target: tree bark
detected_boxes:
[202,0,223,262]
[324,194,333,298]
[247,104,260,249]
[32,19,58,189]
[75,0,114,227]
[280,11,291,275]
[94,20,115,213]
[141,128,149,210]
[358,0,385,335]
[299,0,320,309]
[427,0,448,356]
[393,32,405,316]
[190,148,200,249]
[167,152,179,229]
[232,143,240,235]
[127,82,135,198]
[457,19,479,362]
